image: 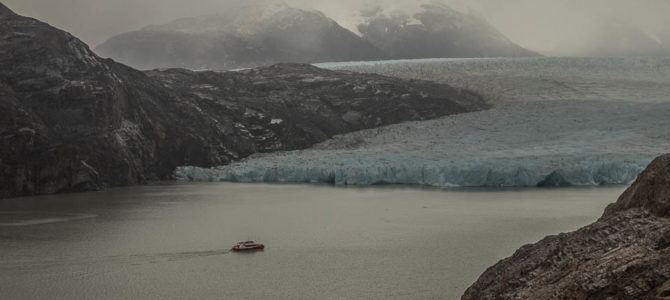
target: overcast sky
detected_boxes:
[4,0,670,52]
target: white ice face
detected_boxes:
[176,57,670,188]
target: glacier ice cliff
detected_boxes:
[176,155,650,187]
[178,57,670,188]
[177,100,670,187]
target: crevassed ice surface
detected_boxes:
[319,57,670,104]
[177,57,670,187]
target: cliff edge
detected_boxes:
[463,154,670,299]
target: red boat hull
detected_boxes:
[231,244,265,252]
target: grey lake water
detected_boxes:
[0,183,624,299]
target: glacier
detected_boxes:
[177,57,670,188]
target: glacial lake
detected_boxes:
[0,183,624,299]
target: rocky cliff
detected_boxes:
[462,154,670,299]
[0,3,486,198]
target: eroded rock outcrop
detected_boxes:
[462,154,670,300]
[0,3,486,198]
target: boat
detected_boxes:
[231,241,265,252]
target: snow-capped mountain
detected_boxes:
[94,3,387,70]
[95,2,544,70]
[356,3,539,59]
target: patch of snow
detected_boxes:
[80,160,99,175]
[192,84,219,91]
[244,109,266,119]
[193,92,213,100]
[12,32,35,38]
[114,120,141,148]
[17,127,36,135]
[300,76,341,83]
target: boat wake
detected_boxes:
[0,212,98,227]
[0,249,232,273]
[122,249,232,264]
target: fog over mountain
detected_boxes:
[94,1,538,70]
[94,3,387,70]
[4,0,670,56]
[551,17,665,57]
[356,3,537,59]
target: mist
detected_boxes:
[3,0,670,54]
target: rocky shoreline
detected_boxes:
[462,154,670,299]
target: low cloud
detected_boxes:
[4,0,669,54]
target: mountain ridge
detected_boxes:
[94,2,539,71]
[0,3,486,198]
[357,3,539,59]
[95,3,388,70]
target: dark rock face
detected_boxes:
[357,4,538,59]
[605,155,670,218]
[0,4,487,198]
[146,64,486,152]
[462,154,670,300]
[94,3,387,70]
[536,171,571,187]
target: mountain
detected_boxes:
[661,31,670,54]
[553,17,665,57]
[94,3,387,70]
[463,154,670,299]
[357,3,539,59]
[0,3,486,198]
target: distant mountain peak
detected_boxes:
[245,1,292,17]
[552,16,664,57]
[357,2,537,59]
[140,2,321,35]
[95,3,387,70]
